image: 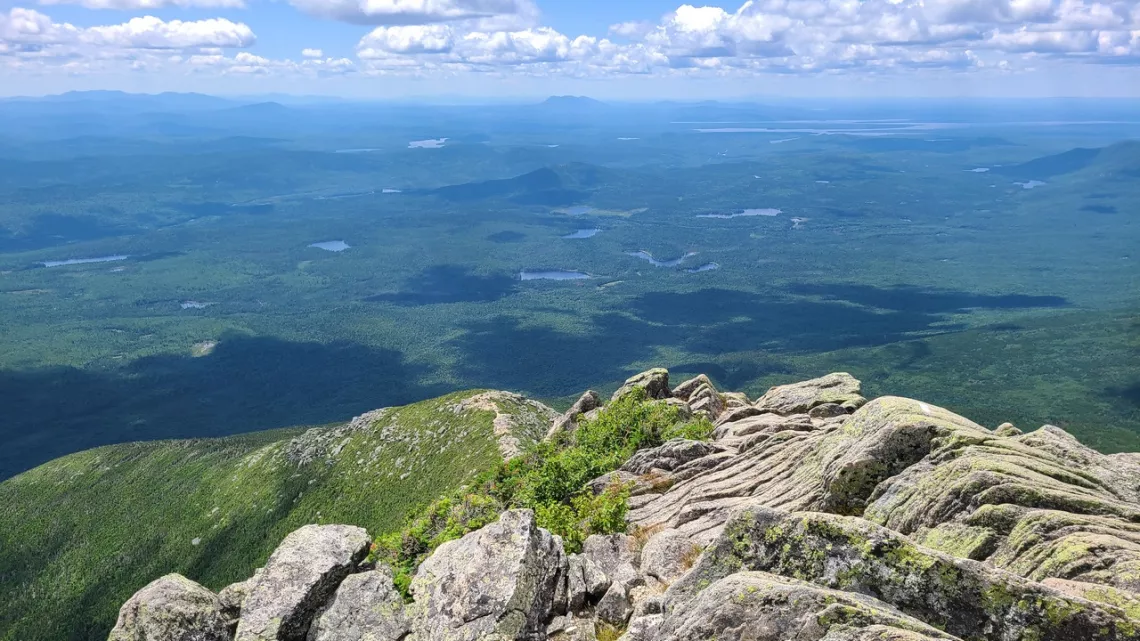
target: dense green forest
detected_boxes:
[1,96,1138,481]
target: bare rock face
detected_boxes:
[621,439,724,475]
[235,525,371,641]
[410,509,565,641]
[546,391,601,440]
[108,574,232,641]
[865,423,1140,593]
[581,534,640,589]
[668,505,1140,641]
[753,372,866,415]
[611,368,670,402]
[671,375,714,401]
[640,530,700,585]
[307,567,410,641]
[657,571,955,641]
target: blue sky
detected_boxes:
[2,0,1140,98]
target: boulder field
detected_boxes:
[109,370,1140,641]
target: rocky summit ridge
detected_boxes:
[108,370,1140,641]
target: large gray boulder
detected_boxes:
[611,368,670,402]
[753,372,865,415]
[410,509,565,641]
[108,574,231,641]
[581,534,640,589]
[668,505,1140,641]
[546,391,601,440]
[235,524,371,641]
[657,571,955,641]
[307,567,410,641]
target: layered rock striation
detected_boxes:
[110,371,1140,641]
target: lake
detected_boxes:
[686,262,720,273]
[409,138,448,149]
[309,241,350,252]
[520,270,590,281]
[697,208,782,219]
[1015,180,1046,189]
[41,255,128,267]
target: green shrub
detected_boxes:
[663,415,715,441]
[374,386,708,594]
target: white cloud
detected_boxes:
[358,24,454,55]
[0,8,79,45]
[1,9,255,52]
[80,17,256,49]
[39,0,244,9]
[301,47,323,57]
[289,0,538,27]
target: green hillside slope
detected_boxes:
[0,390,556,641]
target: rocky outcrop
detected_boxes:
[657,572,956,641]
[110,371,1140,641]
[611,368,670,402]
[547,391,601,439]
[307,567,410,641]
[235,525,371,641]
[753,371,866,415]
[411,509,566,641]
[668,505,1139,641]
[108,574,232,641]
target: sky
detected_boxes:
[2,0,1140,98]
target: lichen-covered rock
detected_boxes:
[218,577,253,626]
[235,524,371,641]
[307,567,410,641]
[658,571,956,641]
[671,375,714,401]
[108,574,231,641]
[612,368,670,402]
[668,505,1140,641]
[547,391,601,440]
[753,372,865,415]
[687,383,724,420]
[410,509,565,641]
[595,582,633,625]
[621,439,724,475]
[639,530,700,585]
[566,554,610,613]
[582,534,640,589]
[865,423,1140,592]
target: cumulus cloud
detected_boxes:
[301,47,323,57]
[39,0,244,9]
[289,0,537,26]
[81,17,256,49]
[1,9,255,51]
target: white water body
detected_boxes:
[697,208,782,219]
[617,137,640,141]
[409,138,448,149]
[42,255,128,267]
[520,270,590,281]
[563,229,601,239]
[770,137,799,144]
[334,148,381,153]
[382,188,402,194]
[627,250,696,267]
[1015,180,1046,189]
[815,180,831,184]
[686,262,720,273]
[967,168,991,173]
[309,240,350,252]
